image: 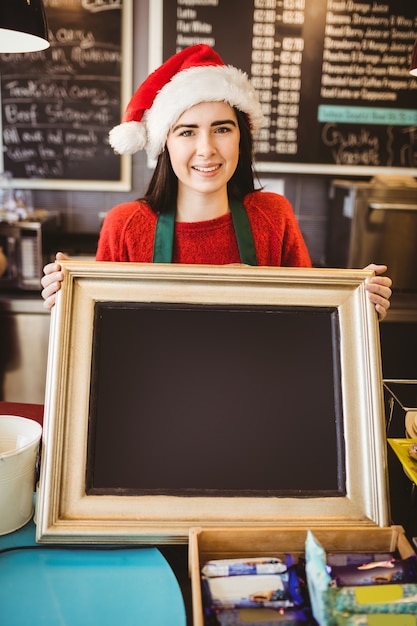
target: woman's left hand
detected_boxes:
[363,264,392,321]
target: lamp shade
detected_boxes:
[0,0,49,53]
[410,38,417,77]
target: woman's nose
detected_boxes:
[196,131,215,156]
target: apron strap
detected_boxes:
[153,199,258,265]
[152,204,176,263]
[229,198,258,266]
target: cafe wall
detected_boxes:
[22,0,329,266]
[11,0,417,268]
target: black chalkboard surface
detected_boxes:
[86,302,345,497]
[0,0,131,189]
[155,0,417,176]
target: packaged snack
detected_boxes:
[334,583,417,614]
[305,530,333,626]
[202,554,304,610]
[329,556,417,587]
[202,557,287,577]
[215,606,314,625]
[334,613,417,626]
[204,573,298,609]
[326,553,395,567]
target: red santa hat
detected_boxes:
[109,44,265,159]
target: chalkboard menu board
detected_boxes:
[0,0,132,190]
[87,303,343,496]
[151,0,417,176]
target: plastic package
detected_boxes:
[202,554,304,610]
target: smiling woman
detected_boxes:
[97,44,311,268]
[41,44,392,320]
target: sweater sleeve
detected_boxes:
[280,200,312,268]
[244,192,312,268]
[96,203,132,261]
[96,201,156,262]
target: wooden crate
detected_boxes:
[189,525,416,626]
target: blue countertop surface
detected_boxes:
[0,519,187,625]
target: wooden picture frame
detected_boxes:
[36,262,388,543]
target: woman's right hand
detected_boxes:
[41,252,70,310]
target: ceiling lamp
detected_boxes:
[0,0,49,53]
[410,39,417,77]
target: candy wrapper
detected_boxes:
[326,553,395,567]
[204,574,297,609]
[305,530,333,626]
[333,583,417,614]
[202,557,287,577]
[202,554,304,611]
[214,606,314,625]
[334,614,417,626]
[329,556,417,587]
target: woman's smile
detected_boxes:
[192,163,222,174]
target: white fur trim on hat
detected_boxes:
[145,64,265,159]
[108,120,147,156]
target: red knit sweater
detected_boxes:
[96,191,312,268]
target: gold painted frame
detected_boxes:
[36,262,389,543]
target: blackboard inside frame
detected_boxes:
[35,263,389,544]
[86,301,345,497]
[0,0,132,190]
[150,0,417,177]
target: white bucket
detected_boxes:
[0,415,42,535]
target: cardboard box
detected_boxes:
[189,525,416,626]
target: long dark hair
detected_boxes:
[141,108,257,214]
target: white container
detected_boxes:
[0,415,42,535]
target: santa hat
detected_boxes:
[109,44,265,159]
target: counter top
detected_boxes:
[0,402,44,424]
[0,292,48,314]
[385,292,417,323]
[0,520,187,626]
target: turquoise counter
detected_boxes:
[0,520,187,626]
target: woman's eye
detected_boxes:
[215,126,231,134]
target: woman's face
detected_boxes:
[166,101,240,199]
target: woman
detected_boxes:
[41,44,392,316]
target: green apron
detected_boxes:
[152,198,258,265]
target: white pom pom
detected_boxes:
[108,121,147,155]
